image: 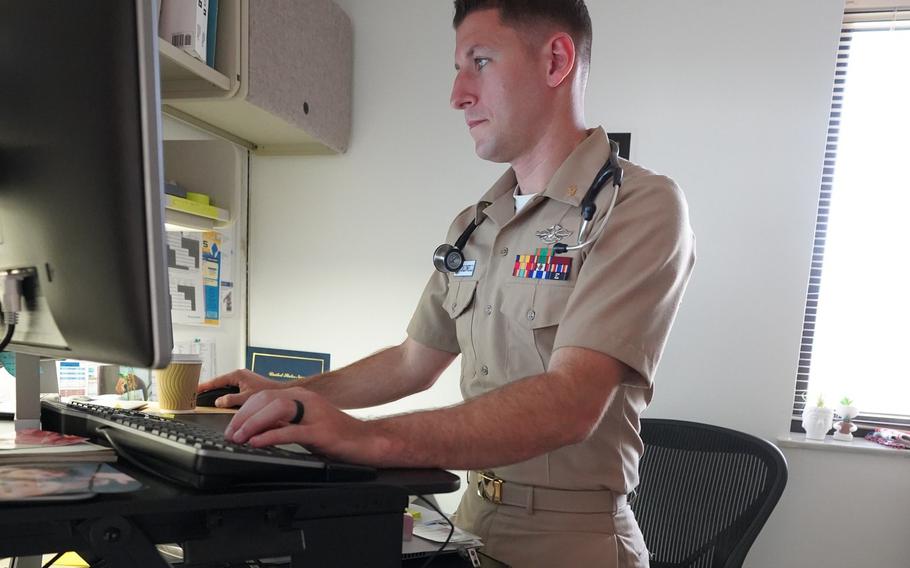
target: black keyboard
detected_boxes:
[40,400,376,489]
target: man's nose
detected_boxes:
[450,73,476,110]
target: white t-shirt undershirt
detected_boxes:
[513,186,539,213]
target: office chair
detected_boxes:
[630,419,788,568]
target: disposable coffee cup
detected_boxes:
[154,353,203,412]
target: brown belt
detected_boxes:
[470,471,627,514]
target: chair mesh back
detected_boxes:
[631,420,787,568]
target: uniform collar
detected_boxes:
[542,126,614,207]
[476,169,518,226]
[475,126,614,226]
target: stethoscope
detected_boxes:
[433,140,624,273]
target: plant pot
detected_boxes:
[802,406,834,441]
[836,404,859,421]
[834,404,860,441]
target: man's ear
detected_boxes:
[546,32,577,88]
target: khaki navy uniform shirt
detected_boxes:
[407,127,696,495]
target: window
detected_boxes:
[793,9,910,430]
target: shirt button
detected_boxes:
[481,365,489,376]
[527,310,536,321]
[485,305,493,315]
[451,302,457,310]
[499,247,509,256]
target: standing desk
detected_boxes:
[0,412,460,567]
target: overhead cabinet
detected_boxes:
[159,0,352,155]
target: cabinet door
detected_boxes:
[246,0,353,153]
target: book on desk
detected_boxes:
[0,428,116,464]
[0,462,141,503]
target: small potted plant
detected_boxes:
[802,393,834,441]
[833,397,860,441]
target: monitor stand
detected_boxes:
[14,352,40,430]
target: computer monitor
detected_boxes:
[0,0,172,369]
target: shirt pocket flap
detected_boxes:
[499,283,575,329]
[444,280,478,319]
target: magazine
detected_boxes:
[0,463,142,502]
[0,429,116,464]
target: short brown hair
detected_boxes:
[453,0,592,70]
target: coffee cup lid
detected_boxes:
[170,353,203,364]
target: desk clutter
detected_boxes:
[0,398,467,565]
[0,428,115,465]
[403,503,484,564]
[0,399,462,566]
[0,463,140,502]
[0,468,422,567]
[865,427,910,450]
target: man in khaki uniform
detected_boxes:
[203,1,695,566]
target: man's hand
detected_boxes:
[223,387,389,466]
[197,369,284,408]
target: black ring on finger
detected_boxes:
[290,399,305,425]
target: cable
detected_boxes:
[0,271,25,352]
[0,321,13,352]
[0,297,8,351]
[41,552,64,568]
[96,427,190,488]
[86,462,104,493]
[0,298,12,349]
[415,494,455,568]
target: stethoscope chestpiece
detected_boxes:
[433,243,465,273]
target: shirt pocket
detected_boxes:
[499,282,575,378]
[443,280,478,366]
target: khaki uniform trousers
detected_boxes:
[454,479,649,568]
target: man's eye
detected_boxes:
[474,57,489,70]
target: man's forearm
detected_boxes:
[366,364,619,469]
[290,346,412,409]
[292,341,453,409]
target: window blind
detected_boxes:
[791,9,910,430]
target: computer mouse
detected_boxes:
[196,385,241,408]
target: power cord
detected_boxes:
[415,494,455,568]
[0,270,28,352]
[96,427,191,488]
[0,316,13,352]
[40,552,64,568]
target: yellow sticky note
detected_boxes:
[51,552,89,567]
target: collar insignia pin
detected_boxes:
[536,224,572,244]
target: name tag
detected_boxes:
[455,260,476,278]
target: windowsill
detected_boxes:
[777,433,910,458]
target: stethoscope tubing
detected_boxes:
[557,181,620,253]
[434,140,623,272]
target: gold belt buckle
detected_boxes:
[476,471,503,504]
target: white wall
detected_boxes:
[248,2,910,566]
